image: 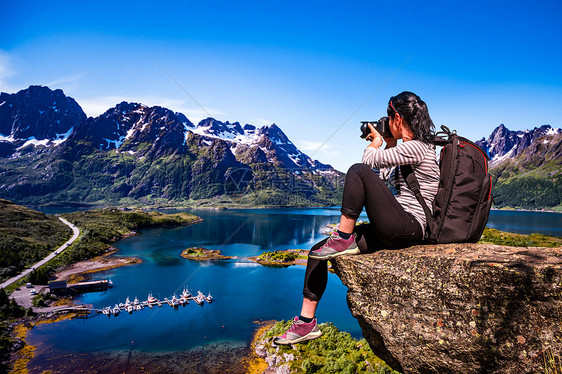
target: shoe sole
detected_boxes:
[274,330,323,345]
[308,247,360,260]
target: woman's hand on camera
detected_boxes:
[366,123,384,148]
[384,137,397,148]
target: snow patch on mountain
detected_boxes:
[477,124,562,166]
[0,134,16,142]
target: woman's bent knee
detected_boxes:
[347,163,371,176]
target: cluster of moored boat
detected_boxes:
[101,288,213,316]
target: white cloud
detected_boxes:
[0,51,18,93]
[296,139,343,160]
[45,74,84,90]
[297,140,333,152]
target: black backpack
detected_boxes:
[401,126,493,244]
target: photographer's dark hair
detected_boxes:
[387,91,435,144]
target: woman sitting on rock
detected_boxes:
[274,91,440,345]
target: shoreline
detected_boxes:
[6,209,205,373]
[242,320,277,373]
[491,207,562,214]
[31,201,562,214]
[53,248,142,283]
[17,320,272,374]
[9,248,143,373]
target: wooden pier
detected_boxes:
[45,281,213,318]
[49,279,110,295]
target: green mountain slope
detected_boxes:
[491,133,562,210]
[0,199,71,280]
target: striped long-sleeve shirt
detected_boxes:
[361,140,440,235]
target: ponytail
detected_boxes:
[387,91,435,144]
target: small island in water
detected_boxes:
[180,248,309,267]
[181,247,234,261]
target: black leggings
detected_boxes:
[303,163,423,301]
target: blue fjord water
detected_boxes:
[26,208,561,357]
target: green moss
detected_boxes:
[478,228,562,247]
[261,320,400,373]
[258,250,299,263]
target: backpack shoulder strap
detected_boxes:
[400,164,435,235]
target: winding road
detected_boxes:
[0,216,80,289]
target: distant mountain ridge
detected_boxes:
[0,86,343,207]
[476,124,562,210]
[476,124,561,166]
[0,86,86,157]
[2,86,559,210]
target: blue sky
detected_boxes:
[1,0,561,171]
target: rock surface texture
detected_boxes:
[331,243,562,374]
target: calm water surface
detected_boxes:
[487,209,562,237]
[26,208,561,365]
[28,208,361,357]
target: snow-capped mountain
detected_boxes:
[191,117,331,171]
[477,124,562,210]
[0,86,86,157]
[476,124,561,166]
[0,86,343,206]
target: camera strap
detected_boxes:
[400,164,435,237]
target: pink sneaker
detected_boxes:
[273,316,323,345]
[309,231,359,260]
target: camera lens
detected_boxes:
[360,122,371,139]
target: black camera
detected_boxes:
[360,116,392,139]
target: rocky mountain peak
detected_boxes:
[195,118,246,139]
[476,124,561,165]
[258,123,289,144]
[69,101,188,156]
[0,85,86,142]
[243,124,256,132]
[174,112,194,130]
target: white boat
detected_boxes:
[133,297,140,305]
[107,279,113,287]
[124,297,131,306]
[126,305,133,314]
[194,292,204,305]
[112,305,120,316]
[182,287,192,298]
[134,304,142,311]
[147,293,158,304]
[205,292,213,303]
[102,307,110,315]
[171,294,179,307]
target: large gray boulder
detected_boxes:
[331,243,562,374]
